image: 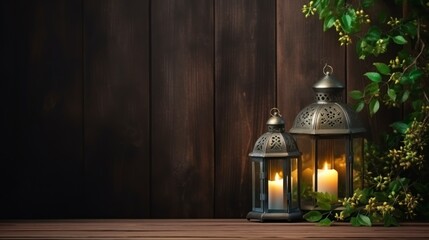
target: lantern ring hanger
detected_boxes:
[270,107,282,117]
[323,63,334,75]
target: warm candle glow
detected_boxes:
[323,162,329,170]
[317,162,338,198]
[268,172,284,209]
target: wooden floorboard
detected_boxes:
[0,219,428,239]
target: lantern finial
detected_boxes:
[266,108,285,133]
[323,63,333,75]
[270,107,282,117]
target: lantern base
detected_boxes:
[246,211,302,222]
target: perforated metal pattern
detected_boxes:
[255,134,268,152]
[293,105,317,129]
[315,93,343,102]
[268,126,285,132]
[269,134,283,151]
[318,105,344,128]
[250,109,301,158]
[251,132,299,156]
[290,103,365,134]
[316,93,331,102]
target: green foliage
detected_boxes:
[302,0,429,227]
[303,211,323,222]
[314,192,338,210]
[319,218,333,226]
[357,214,372,227]
[302,0,428,114]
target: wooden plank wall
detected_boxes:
[214,0,276,218]
[151,0,214,218]
[83,0,150,218]
[1,0,84,218]
[0,0,398,218]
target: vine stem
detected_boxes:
[402,40,425,74]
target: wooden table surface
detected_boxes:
[1,219,429,239]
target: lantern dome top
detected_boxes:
[266,108,285,131]
[290,65,366,135]
[250,108,301,158]
[313,72,344,91]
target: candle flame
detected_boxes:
[274,172,282,181]
[324,162,329,170]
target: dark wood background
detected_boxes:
[1,0,398,218]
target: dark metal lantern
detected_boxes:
[247,108,302,222]
[289,65,365,209]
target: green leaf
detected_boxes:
[319,218,332,226]
[342,204,354,219]
[392,35,407,45]
[303,211,323,222]
[373,192,388,202]
[324,15,336,31]
[341,12,353,33]
[389,179,401,193]
[317,0,328,9]
[412,100,423,111]
[351,216,360,226]
[369,98,380,115]
[349,90,363,100]
[384,215,399,227]
[366,26,381,41]
[373,62,391,75]
[364,72,382,83]
[401,90,410,103]
[404,21,417,36]
[399,75,411,84]
[390,121,408,134]
[357,39,369,59]
[355,101,365,112]
[357,214,372,227]
[362,0,375,8]
[409,69,423,83]
[316,192,337,203]
[399,177,410,186]
[336,0,345,8]
[365,82,379,95]
[318,201,332,210]
[360,188,371,203]
[319,7,331,19]
[387,89,396,101]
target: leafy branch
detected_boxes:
[302,0,429,226]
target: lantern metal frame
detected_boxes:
[289,65,366,210]
[247,108,302,222]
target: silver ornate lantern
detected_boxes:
[289,65,365,210]
[247,108,302,222]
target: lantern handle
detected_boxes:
[323,64,333,75]
[270,107,282,117]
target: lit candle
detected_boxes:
[317,162,338,198]
[268,172,283,209]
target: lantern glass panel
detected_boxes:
[293,135,315,208]
[290,157,299,210]
[316,138,346,199]
[353,137,364,191]
[267,159,287,211]
[251,159,263,211]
